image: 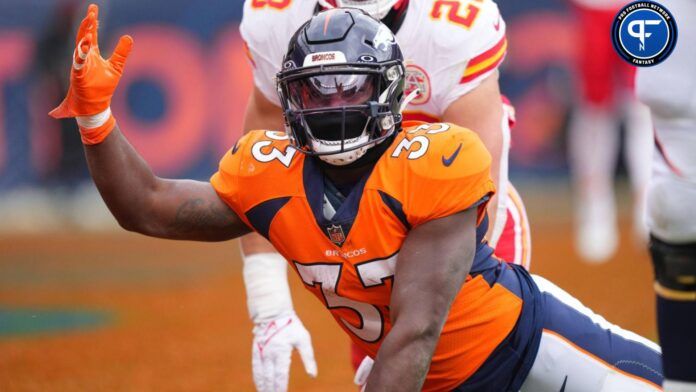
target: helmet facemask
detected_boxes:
[278,62,404,166]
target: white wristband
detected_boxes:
[76,107,111,129]
[242,252,294,323]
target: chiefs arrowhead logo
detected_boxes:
[404,64,431,106]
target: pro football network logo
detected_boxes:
[611,1,677,66]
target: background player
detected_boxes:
[49,7,663,390]
[567,0,653,262]
[636,0,696,390]
[237,1,530,387]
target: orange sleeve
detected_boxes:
[210,133,254,229]
[399,124,496,227]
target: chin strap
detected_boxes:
[399,88,420,113]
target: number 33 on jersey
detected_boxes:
[210,122,522,391]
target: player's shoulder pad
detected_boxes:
[377,122,495,226]
[217,129,302,179]
[388,122,492,181]
[212,129,304,215]
[418,0,505,55]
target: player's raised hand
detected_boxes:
[251,313,317,392]
[49,3,133,121]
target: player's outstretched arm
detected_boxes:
[49,4,250,242]
[85,127,249,241]
[364,209,477,391]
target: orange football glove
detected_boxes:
[49,4,133,144]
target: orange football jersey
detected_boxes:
[211,121,524,391]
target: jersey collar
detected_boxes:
[302,156,374,247]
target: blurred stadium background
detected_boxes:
[0,0,656,390]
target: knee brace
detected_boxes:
[650,235,696,300]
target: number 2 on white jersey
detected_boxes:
[430,0,484,30]
[251,0,291,10]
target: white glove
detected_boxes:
[252,312,317,392]
[353,355,374,392]
[243,253,317,391]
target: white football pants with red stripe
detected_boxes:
[491,184,532,270]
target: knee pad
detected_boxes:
[650,236,696,299]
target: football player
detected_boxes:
[636,0,696,390]
[51,5,662,391]
[238,0,529,387]
[568,0,653,262]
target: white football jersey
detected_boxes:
[240,0,507,121]
[570,0,627,10]
[636,0,696,242]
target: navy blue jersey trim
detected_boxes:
[245,197,292,239]
[377,190,411,230]
[476,211,489,245]
[302,156,374,246]
[452,265,543,392]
